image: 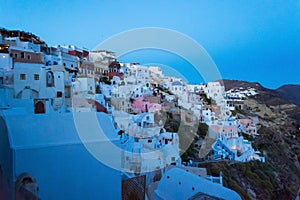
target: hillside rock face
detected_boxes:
[200,80,300,199]
[276,84,300,107]
[245,99,300,199]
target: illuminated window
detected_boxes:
[34,74,39,80]
[20,74,26,80]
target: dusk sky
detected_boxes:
[1,0,299,89]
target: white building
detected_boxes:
[89,50,116,76]
[205,82,225,103]
[149,66,163,78]
[171,81,184,95]
[154,168,241,200]
[161,76,183,91]
[73,77,95,95]
[122,129,180,173]
[187,84,202,94]
[0,52,12,71]
[133,112,155,128]
[56,46,78,71]
[89,50,116,64]
[212,134,265,162]
[112,111,181,173]
[226,87,258,100]
[99,82,114,98]
[112,82,152,99]
[0,110,123,200]
[3,37,41,52]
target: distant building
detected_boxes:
[108,61,124,80]
[238,118,259,137]
[111,96,132,113]
[78,60,95,78]
[89,50,116,78]
[205,82,225,102]
[209,124,239,139]
[170,81,183,96]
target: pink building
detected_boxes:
[132,97,161,113]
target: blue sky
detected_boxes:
[1,0,299,88]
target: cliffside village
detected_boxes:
[0,28,265,164]
[0,28,266,199]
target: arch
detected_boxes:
[16,89,39,99]
[15,173,39,200]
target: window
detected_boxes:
[63,63,66,67]
[14,53,18,58]
[27,55,31,60]
[46,71,54,87]
[20,74,26,80]
[21,52,25,58]
[34,74,39,80]
[57,91,63,98]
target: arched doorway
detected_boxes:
[15,173,39,200]
[34,101,45,114]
